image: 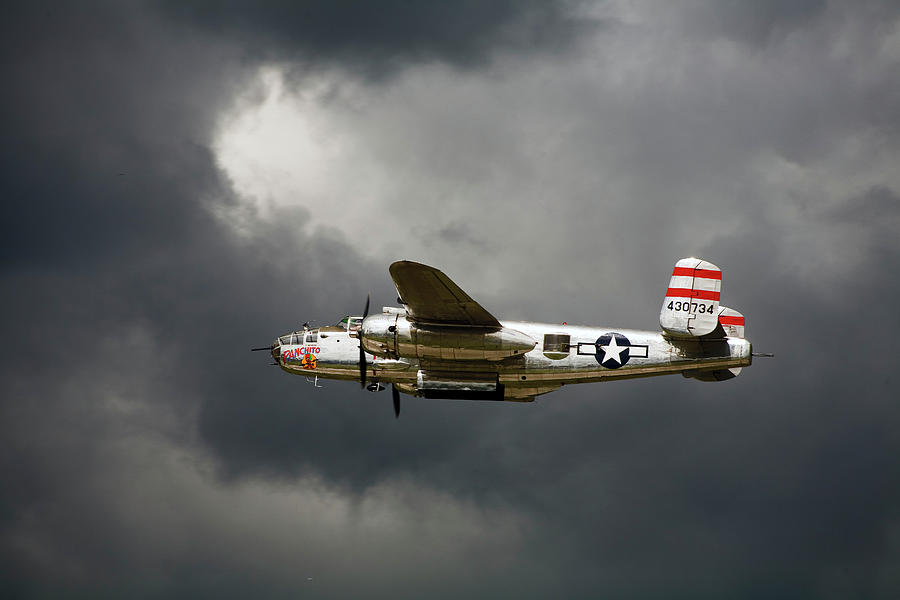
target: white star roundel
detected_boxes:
[595,333,631,368]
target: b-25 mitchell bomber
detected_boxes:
[254,258,762,417]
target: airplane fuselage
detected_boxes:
[259,258,757,409]
[275,315,751,401]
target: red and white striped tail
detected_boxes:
[717,306,745,339]
[660,257,722,337]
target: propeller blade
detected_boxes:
[359,294,370,388]
[359,344,366,388]
[392,384,400,419]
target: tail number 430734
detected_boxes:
[667,301,715,314]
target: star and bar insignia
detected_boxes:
[575,333,649,369]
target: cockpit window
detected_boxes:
[335,316,362,332]
[542,333,570,359]
[305,330,318,343]
[279,335,292,346]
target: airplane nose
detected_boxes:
[271,342,281,363]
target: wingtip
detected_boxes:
[390,259,430,270]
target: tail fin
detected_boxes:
[717,306,745,339]
[699,306,746,378]
[660,257,721,337]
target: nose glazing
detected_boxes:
[271,341,281,363]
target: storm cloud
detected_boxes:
[2,1,900,598]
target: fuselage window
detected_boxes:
[543,333,570,359]
[306,330,318,343]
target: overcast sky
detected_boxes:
[2,1,900,598]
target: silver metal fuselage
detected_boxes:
[276,313,752,401]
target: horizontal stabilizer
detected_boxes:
[660,257,721,338]
[683,367,742,382]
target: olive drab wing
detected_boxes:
[389,260,502,328]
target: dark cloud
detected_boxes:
[697,0,828,45]
[826,184,900,225]
[162,0,595,79]
[2,1,900,598]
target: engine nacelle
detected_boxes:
[361,313,535,361]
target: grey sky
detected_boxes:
[2,1,899,598]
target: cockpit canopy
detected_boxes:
[275,316,362,347]
[335,316,363,332]
[277,329,318,346]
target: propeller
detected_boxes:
[359,294,370,388]
[392,384,400,419]
[357,295,400,418]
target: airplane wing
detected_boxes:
[389,261,502,328]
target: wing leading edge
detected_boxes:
[389,261,501,328]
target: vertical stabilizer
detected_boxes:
[660,258,721,337]
[717,306,745,339]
